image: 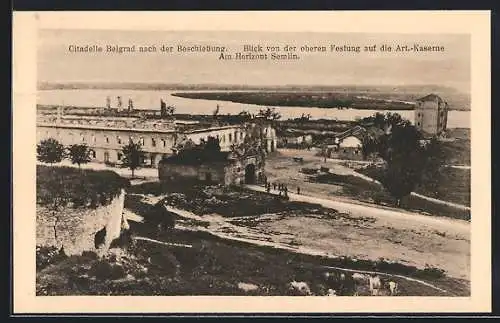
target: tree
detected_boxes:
[122,142,144,178]
[204,136,222,154]
[361,136,373,160]
[238,110,252,122]
[365,113,447,206]
[258,107,281,121]
[213,104,220,117]
[378,123,425,205]
[37,138,65,164]
[67,144,92,169]
[418,138,448,197]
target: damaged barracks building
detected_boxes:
[36,107,277,169]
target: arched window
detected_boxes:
[151,138,156,147]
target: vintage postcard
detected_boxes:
[12,11,491,314]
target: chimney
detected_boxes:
[128,98,134,112]
[117,96,123,111]
[57,106,63,123]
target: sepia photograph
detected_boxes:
[12,11,491,314]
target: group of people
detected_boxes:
[263,181,301,197]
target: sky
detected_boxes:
[37,29,471,93]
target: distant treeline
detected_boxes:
[37,81,464,94]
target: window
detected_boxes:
[152,138,156,147]
[417,122,421,126]
[92,135,96,143]
[117,152,123,160]
[90,150,96,158]
[240,132,243,140]
[229,133,232,142]
[117,136,122,144]
[140,137,145,146]
[162,139,166,148]
[105,136,109,144]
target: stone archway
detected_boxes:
[245,164,256,184]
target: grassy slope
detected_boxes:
[36,222,469,296]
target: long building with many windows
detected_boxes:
[36,110,277,167]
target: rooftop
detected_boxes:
[416,93,446,103]
[160,150,233,166]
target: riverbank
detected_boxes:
[171,91,470,111]
[172,91,415,110]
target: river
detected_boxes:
[37,89,470,128]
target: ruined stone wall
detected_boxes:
[36,189,127,256]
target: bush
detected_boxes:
[301,168,318,175]
[414,265,446,279]
[81,250,98,260]
[89,260,114,280]
[110,264,126,280]
[36,246,67,270]
[149,202,176,230]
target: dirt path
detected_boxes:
[246,185,470,235]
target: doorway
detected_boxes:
[245,164,256,184]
